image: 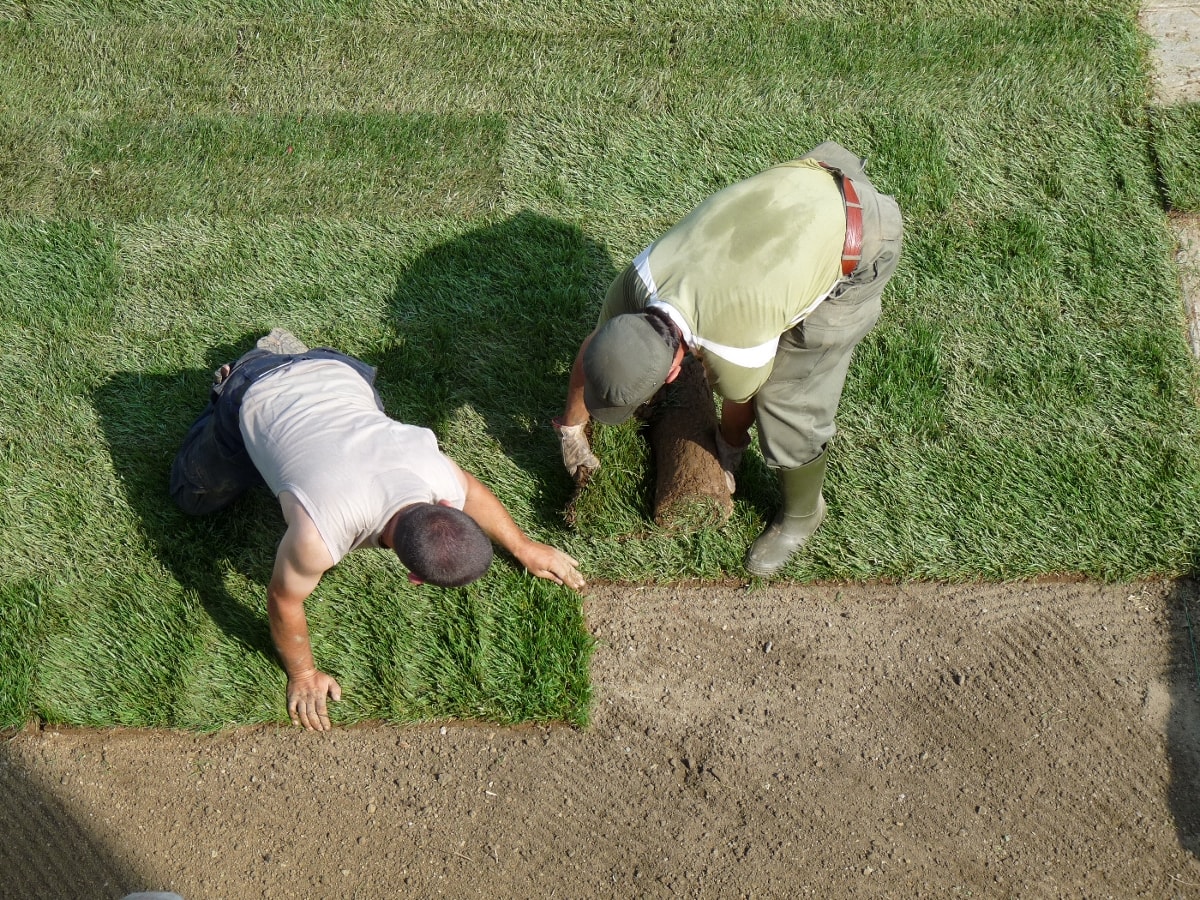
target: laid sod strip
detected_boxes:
[0,582,43,727]
[2,1,1199,729]
[32,569,590,730]
[0,216,599,730]
[1150,105,1200,213]
[2,0,1141,28]
[1,113,505,220]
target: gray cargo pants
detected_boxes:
[753,141,904,470]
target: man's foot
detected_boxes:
[256,328,309,355]
[214,330,308,387]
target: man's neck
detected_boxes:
[379,504,416,549]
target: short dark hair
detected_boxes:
[642,307,682,355]
[392,503,493,587]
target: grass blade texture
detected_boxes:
[2,0,1198,729]
[1151,104,1200,212]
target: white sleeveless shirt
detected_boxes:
[238,359,466,564]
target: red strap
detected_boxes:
[819,162,864,276]
[839,174,864,276]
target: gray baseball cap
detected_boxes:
[583,313,675,425]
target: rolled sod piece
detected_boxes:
[645,355,733,530]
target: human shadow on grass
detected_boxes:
[378,210,619,532]
[379,211,792,537]
[1166,577,1200,858]
[94,338,284,665]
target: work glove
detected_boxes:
[714,430,747,494]
[553,417,600,480]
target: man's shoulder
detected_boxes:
[279,491,317,535]
[278,492,336,573]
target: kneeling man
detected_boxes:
[172,330,584,730]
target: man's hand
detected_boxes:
[287,669,342,731]
[456,465,587,591]
[516,541,586,591]
[553,417,600,480]
[715,429,749,494]
[718,397,755,493]
[710,427,748,494]
[269,496,338,732]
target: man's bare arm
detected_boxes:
[560,332,595,427]
[268,493,341,731]
[720,398,755,448]
[452,465,586,591]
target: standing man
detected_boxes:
[556,141,903,577]
[172,330,585,730]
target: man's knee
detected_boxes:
[169,447,241,516]
[756,418,828,470]
[170,458,217,516]
[169,479,222,517]
[169,458,259,516]
[170,407,258,516]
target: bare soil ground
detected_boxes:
[5,579,1200,899]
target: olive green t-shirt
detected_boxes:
[600,159,845,402]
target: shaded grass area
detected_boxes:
[3,1,1200,728]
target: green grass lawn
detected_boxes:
[2,0,1200,730]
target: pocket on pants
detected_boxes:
[793,290,882,358]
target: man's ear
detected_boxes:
[664,343,687,384]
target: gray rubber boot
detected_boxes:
[745,451,828,577]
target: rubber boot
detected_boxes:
[745,451,828,577]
